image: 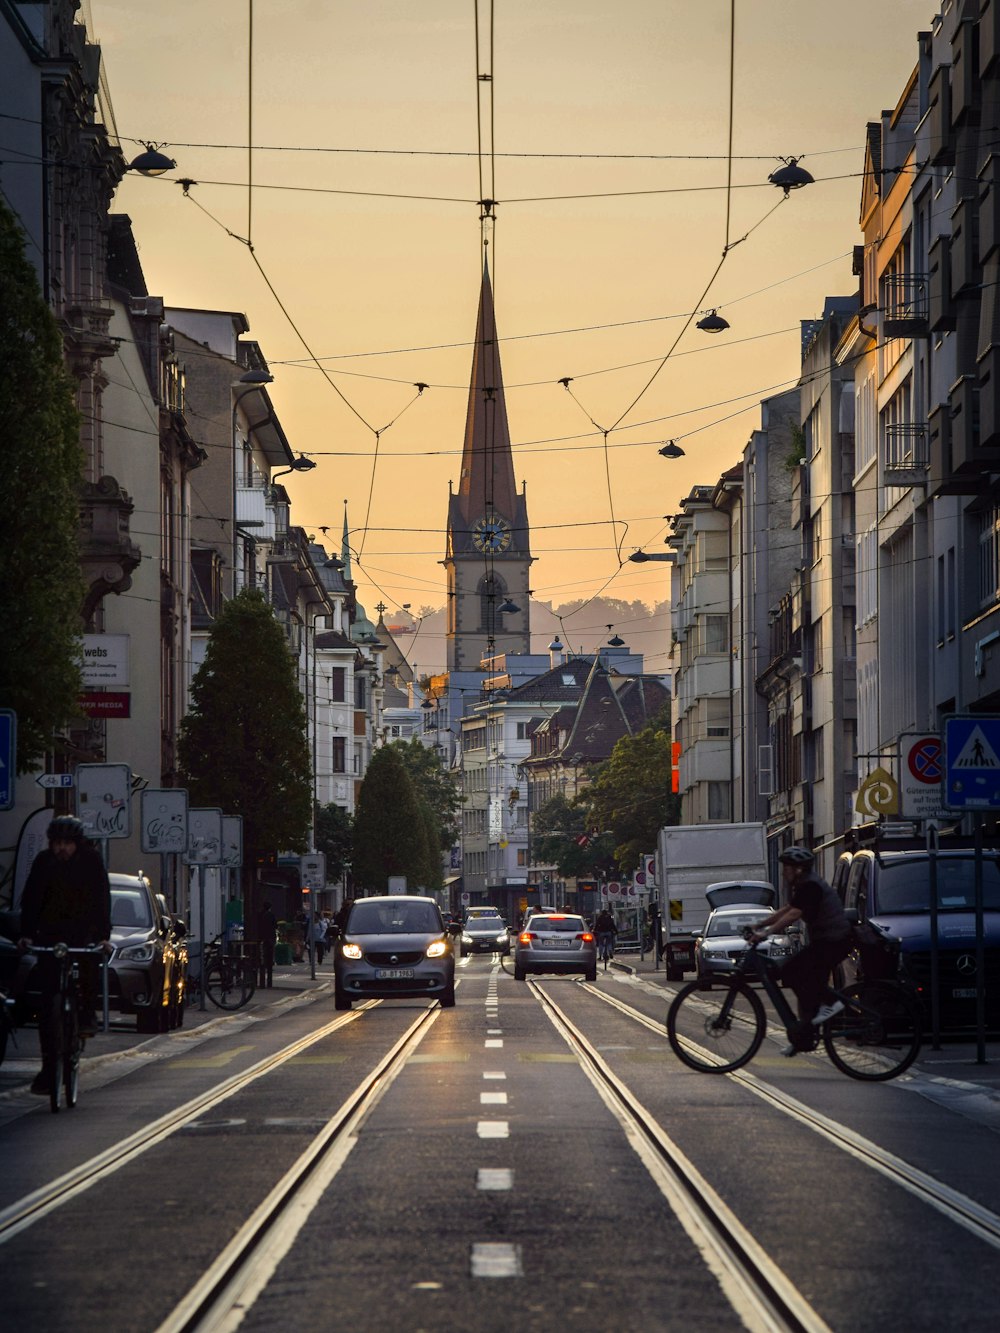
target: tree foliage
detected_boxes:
[314,802,353,882]
[177,589,313,857]
[416,796,443,892]
[391,737,461,852]
[583,716,679,872]
[0,196,85,771]
[532,793,616,881]
[352,745,428,893]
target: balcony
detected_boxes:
[883,423,929,487]
[881,274,928,337]
[235,484,276,541]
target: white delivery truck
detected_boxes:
[655,822,772,980]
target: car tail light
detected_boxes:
[518,932,535,944]
[578,932,594,943]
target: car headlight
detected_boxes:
[426,939,449,958]
[462,933,474,945]
[496,932,508,943]
[117,942,155,962]
[341,942,363,960]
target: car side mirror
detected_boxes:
[447,921,463,936]
[174,919,187,936]
[160,915,173,936]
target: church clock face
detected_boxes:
[472,513,512,553]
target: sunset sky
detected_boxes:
[93,0,933,671]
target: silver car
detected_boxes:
[513,913,596,981]
[694,905,797,985]
[333,895,455,1010]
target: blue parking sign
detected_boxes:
[0,709,15,811]
[944,715,1000,810]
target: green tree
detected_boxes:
[314,802,353,882]
[177,590,313,910]
[416,795,443,892]
[391,737,461,852]
[583,717,679,872]
[352,745,427,892]
[0,196,85,771]
[532,793,616,881]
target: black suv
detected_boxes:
[841,847,1000,1033]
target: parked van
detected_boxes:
[841,847,1000,1033]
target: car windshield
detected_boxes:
[876,857,1000,913]
[468,919,503,930]
[348,901,442,935]
[111,888,153,929]
[467,909,501,919]
[707,911,766,937]
[531,916,584,934]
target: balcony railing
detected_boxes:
[235,484,277,540]
[884,423,930,486]
[881,274,929,336]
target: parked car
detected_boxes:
[694,905,797,985]
[461,908,511,955]
[109,872,179,1033]
[513,913,596,981]
[333,895,455,1010]
[156,893,189,1029]
[840,847,1000,1033]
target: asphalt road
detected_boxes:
[1,955,999,1332]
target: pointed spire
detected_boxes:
[455,260,518,521]
[340,500,353,582]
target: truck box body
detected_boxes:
[656,822,771,979]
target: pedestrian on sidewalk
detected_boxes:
[312,914,328,966]
[257,901,278,988]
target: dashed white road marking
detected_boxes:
[487,1029,503,1035]
[480,1092,508,1105]
[483,1071,506,1080]
[485,1038,503,1048]
[471,1242,523,1277]
[477,1168,514,1191]
[477,1120,509,1138]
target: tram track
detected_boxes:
[0,1001,384,1244]
[575,979,1000,1252]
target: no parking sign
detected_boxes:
[899,733,944,820]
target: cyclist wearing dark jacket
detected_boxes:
[749,846,851,1055]
[18,817,112,1094]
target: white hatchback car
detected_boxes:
[694,905,797,985]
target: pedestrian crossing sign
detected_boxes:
[944,715,1000,810]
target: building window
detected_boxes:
[979,507,1000,609]
[707,781,730,821]
[331,737,346,773]
[330,667,346,703]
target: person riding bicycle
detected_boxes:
[747,846,851,1057]
[18,816,112,1095]
[595,906,617,961]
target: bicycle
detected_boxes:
[597,931,615,971]
[32,944,105,1113]
[665,929,922,1082]
[187,937,256,1011]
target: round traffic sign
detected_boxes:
[908,737,943,785]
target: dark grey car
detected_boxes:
[333,895,456,1010]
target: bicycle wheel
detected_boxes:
[240,962,257,1003]
[667,979,766,1073]
[823,982,922,1082]
[42,994,63,1113]
[207,962,252,1010]
[63,1007,80,1109]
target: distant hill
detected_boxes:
[396,596,671,678]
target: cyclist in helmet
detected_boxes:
[748,845,851,1057]
[18,816,112,1095]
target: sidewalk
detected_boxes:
[611,950,1000,1091]
[0,960,333,1099]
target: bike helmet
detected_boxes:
[47,815,85,842]
[778,845,814,867]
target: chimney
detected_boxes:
[548,636,564,669]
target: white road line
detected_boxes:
[480,1092,508,1105]
[485,1038,503,1048]
[483,1071,506,1080]
[471,1243,523,1277]
[477,1120,509,1138]
[487,1029,503,1035]
[477,1168,514,1191]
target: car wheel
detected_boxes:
[334,984,352,1011]
[439,982,456,1008]
[666,963,684,981]
[514,962,526,981]
[585,967,597,982]
[136,1007,160,1034]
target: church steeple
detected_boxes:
[454,260,518,524]
[444,261,532,673]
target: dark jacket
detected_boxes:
[256,906,278,943]
[595,910,617,935]
[20,843,112,946]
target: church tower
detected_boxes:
[444,262,531,672]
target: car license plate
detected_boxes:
[542,939,572,949]
[375,968,415,980]
[952,987,976,999]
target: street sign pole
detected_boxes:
[975,813,986,1066]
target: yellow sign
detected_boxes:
[855,766,899,817]
[669,899,682,921]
